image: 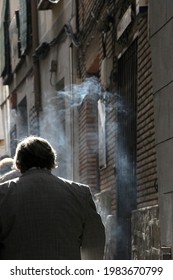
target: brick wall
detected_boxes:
[78,96,99,194]
[29,106,39,136]
[136,17,158,208]
[77,1,160,259]
[77,0,116,214]
[131,15,160,260]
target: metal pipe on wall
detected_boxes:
[31,0,42,112]
[69,43,75,180]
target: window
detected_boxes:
[116,40,137,259]
[19,0,32,56]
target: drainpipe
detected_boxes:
[75,0,79,34]
[70,0,79,181]
[69,44,74,180]
[31,0,41,112]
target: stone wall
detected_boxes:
[131,205,160,259]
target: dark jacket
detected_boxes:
[0,168,105,260]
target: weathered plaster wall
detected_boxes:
[149,0,173,257]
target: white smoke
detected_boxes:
[55,76,101,107]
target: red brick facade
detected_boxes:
[137,17,158,208]
[77,0,116,215]
[77,0,159,259]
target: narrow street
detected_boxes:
[0,0,173,261]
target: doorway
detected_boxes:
[116,40,137,259]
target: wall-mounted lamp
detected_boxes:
[49,0,60,3]
[38,0,60,10]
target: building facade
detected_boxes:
[76,0,159,259]
[149,0,173,260]
[0,0,78,180]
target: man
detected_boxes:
[0,157,14,175]
[0,136,105,260]
[0,157,20,183]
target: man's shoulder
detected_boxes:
[0,177,19,202]
[57,176,90,192]
[0,170,20,184]
[57,176,88,186]
[0,176,19,188]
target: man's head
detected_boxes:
[14,136,57,173]
[0,157,14,175]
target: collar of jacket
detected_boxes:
[21,167,51,177]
